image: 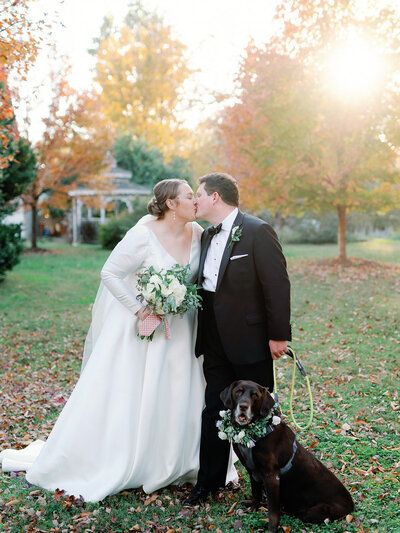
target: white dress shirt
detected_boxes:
[202,208,238,292]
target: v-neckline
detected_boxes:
[144,223,194,267]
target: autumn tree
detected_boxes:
[0,1,45,167]
[23,70,112,250]
[92,2,192,153]
[218,0,400,261]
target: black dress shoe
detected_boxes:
[183,486,209,506]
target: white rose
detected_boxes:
[272,416,281,426]
[219,410,226,417]
[147,282,156,293]
[160,283,173,297]
[149,275,162,287]
[173,287,187,306]
[234,430,245,443]
[218,431,228,440]
[168,278,181,292]
[142,288,154,302]
[169,279,186,306]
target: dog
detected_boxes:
[220,380,354,532]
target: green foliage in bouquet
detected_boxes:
[136,263,202,317]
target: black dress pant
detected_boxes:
[196,290,274,491]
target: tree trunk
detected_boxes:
[337,205,346,262]
[31,202,38,250]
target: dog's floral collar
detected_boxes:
[216,407,281,448]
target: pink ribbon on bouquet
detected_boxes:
[138,314,171,340]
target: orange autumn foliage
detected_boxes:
[22,71,112,248]
[0,0,46,167]
[217,0,400,261]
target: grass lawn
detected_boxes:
[0,238,399,532]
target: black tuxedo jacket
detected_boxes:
[195,210,291,365]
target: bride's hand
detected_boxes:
[136,306,151,321]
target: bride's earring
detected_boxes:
[172,210,176,221]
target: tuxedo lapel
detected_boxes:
[197,228,213,285]
[215,210,245,293]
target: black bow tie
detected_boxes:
[209,223,222,237]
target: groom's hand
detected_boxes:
[269,340,287,360]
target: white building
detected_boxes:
[4,155,151,244]
[68,155,151,245]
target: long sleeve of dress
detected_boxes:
[100,225,149,315]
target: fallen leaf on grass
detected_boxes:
[5,499,20,506]
[52,488,65,501]
[144,493,158,505]
[227,501,238,515]
[72,511,91,522]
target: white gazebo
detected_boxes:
[68,155,151,245]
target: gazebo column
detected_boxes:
[100,197,106,224]
[72,197,78,246]
[127,196,134,213]
[76,198,83,244]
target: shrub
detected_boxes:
[0,223,23,282]
[277,214,338,244]
[99,198,149,250]
[80,221,99,244]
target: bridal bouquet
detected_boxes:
[136,264,202,340]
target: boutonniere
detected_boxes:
[228,224,243,247]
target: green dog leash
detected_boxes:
[273,347,314,431]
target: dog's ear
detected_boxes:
[259,387,275,417]
[220,381,238,408]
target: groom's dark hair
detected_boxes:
[198,172,239,207]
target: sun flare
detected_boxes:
[325,37,384,100]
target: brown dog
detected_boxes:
[220,380,354,532]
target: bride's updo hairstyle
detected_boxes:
[147,179,188,219]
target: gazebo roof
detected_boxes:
[68,153,151,197]
[104,153,133,180]
[68,183,151,197]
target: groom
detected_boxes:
[185,172,291,505]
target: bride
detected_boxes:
[0,179,236,502]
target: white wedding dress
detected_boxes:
[0,216,236,502]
